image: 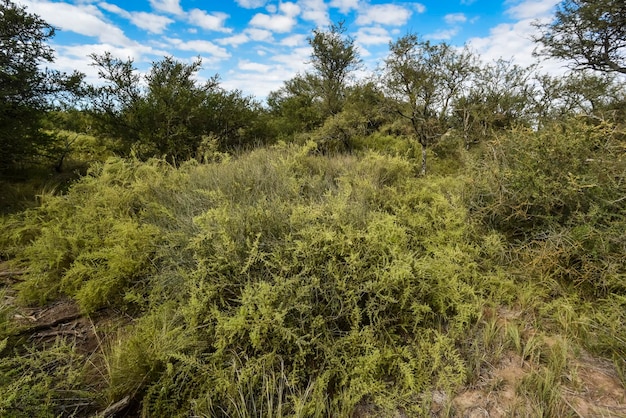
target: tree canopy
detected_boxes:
[534,0,626,74]
[382,34,476,174]
[0,0,83,170]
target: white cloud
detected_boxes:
[355,26,391,46]
[131,12,174,34]
[149,0,184,16]
[271,47,311,68]
[330,0,359,14]
[280,2,301,16]
[250,13,297,32]
[506,0,560,20]
[166,38,231,58]
[188,9,231,32]
[238,60,273,73]
[467,18,563,75]
[246,28,275,42]
[223,48,312,99]
[444,13,467,25]
[216,33,250,47]
[235,0,267,8]
[21,1,131,46]
[52,42,168,85]
[427,28,460,40]
[412,3,426,14]
[99,3,173,34]
[249,3,301,33]
[280,34,307,47]
[98,2,128,17]
[298,0,329,26]
[356,4,412,26]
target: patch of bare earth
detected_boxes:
[447,311,626,418]
[13,298,100,354]
[565,353,626,417]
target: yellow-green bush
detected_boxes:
[3,144,512,415]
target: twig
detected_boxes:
[0,271,24,277]
[95,395,131,418]
[17,313,83,335]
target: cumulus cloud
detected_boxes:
[356,4,412,26]
[444,12,467,25]
[131,12,175,34]
[99,3,174,34]
[21,0,131,46]
[249,2,301,33]
[330,0,359,14]
[216,33,250,47]
[427,27,460,40]
[188,9,231,32]
[246,28,275,42]
[355,26,391,46]
[298,0,330,26]
[506,0,560,20]
[165,38,231,58]
[235,0,267,9]
[238,60,273,73]
[280,34,307,47]
[149,0,184,16]
[467,0,564,73]
[271,47,312,74]
[412,3,426,14]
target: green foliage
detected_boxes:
[0,0,84,170]
[2,144,510,414]
[0,339,97,417]
[5,115,624,415]
[468,118,625,238]
[88,54,264,160]
[382,34,477,175]
[308,21,361,117]
[534,0,626,74]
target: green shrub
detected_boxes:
[3,144,512,415]
[0,339,97,417]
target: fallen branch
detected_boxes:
[17,313,83,335]
[32,329,84,339]
[95,396,131,418]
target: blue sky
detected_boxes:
[19,0,564,101]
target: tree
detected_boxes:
[0,0,83,170]
[266,73,324,137]
[534,0,626,74]
[453,59,535,148]
[267,22,361,141]
[533,70,626,125]
[382,34,475,175]
[308,21,361,117]
[89,54,262,160]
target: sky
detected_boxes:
[17,0,566,102]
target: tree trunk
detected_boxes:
[420,141,427,176]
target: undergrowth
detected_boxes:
[1,118,624,415]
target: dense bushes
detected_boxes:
[1,144,511,415]
[466,117,626,378]
[468,118,625,294]
[2,118,625,415]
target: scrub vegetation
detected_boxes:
[1,0,625,416]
